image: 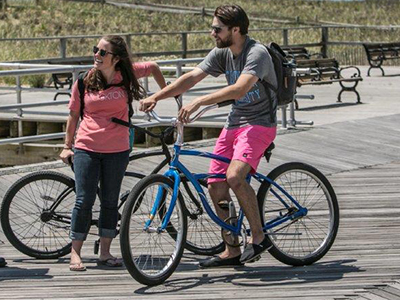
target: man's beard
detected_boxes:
[216,34,233,48]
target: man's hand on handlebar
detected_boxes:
[139,97,157,113]
[178,101,201,124]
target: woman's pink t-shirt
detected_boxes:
[68,62,152,153]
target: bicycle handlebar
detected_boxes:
[148,99,235,125]
[217,99,235,107]
[111,117,174,140]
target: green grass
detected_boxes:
[0,0,400,86]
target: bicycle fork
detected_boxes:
[144,170,181,233]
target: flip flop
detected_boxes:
[69,262,86,272]
[97,257,123,267]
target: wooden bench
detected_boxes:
[51,73,73,100]
[363,42,400,76]
[296,58,363,104]
[47,58,91,100]
[281,46,323,60]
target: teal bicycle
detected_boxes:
[119,100,340,286]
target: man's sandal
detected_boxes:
[240,237,273,263]
[199,255,244,268]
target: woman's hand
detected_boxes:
[178,101,201,124]
[60,149,74,165]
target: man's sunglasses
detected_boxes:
[211,25,227,34]
[93,46,115,57]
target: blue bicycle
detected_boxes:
[119,101,340,286]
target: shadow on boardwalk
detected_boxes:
[135,259,363,295]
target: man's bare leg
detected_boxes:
[225,160,265,245]
[208,181,241,259]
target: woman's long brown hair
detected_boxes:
[84,35,146,110]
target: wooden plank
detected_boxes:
[1,114,400,298]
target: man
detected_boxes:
[139,4,277,267]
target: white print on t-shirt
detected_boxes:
[226,70,261,104]
[99,90,126,101]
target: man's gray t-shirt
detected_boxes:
[197,36,277,128]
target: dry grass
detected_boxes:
[0,0,400,85]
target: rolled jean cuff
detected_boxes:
[99,228,117,238]
[69,231,87,241]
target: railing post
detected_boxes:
[321,26,329,58]
[176,62,183,78]
[16,75,22,117]
[0,0,6,9]
[16,74,24,151]
[181,33,187,59]
[280,106,287,129]
[72,69,79,83]
[124,34,131,51]
[59,38,67,59]
[282,29,289,46]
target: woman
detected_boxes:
[60,35,166,271]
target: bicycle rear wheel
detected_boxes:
[257,162,339,266]
[120,174,187,286]
[179,178,225,256]
[0,171,75,259]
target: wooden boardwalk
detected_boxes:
[1,66,400,299]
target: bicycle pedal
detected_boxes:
[217,200,229,210]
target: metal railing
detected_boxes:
[0,58,308,145]
[3,25,400,65]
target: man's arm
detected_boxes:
[139,67,208,112]
[178,73,259,123]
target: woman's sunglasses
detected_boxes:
[93,46,115,57]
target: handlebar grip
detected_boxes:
[111,117,130,128]
[217,100,235,107]
[112,117,166,139]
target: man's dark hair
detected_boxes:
[214,5,249,35]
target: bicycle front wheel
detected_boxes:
[257,162,339,266]
[120,174,187,286]
[0,171,75,259]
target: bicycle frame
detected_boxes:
[145,143,308,237]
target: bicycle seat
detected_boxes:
[263,142,275,163]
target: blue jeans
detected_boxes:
[70,149,129,241]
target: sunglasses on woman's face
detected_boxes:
[93,46,115,57]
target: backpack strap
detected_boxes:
[77,71,88,119]
[260,80,277,124]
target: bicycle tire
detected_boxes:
[0,171,76,259]
[120,174,187,286]
[257,162,339,266]
[179,177,225,256]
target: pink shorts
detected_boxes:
[208,125,277,183]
